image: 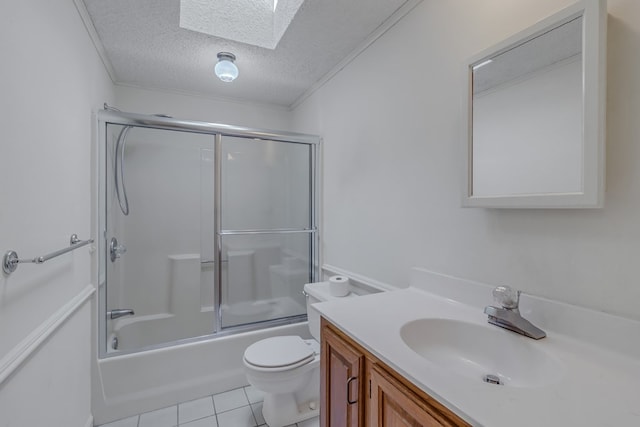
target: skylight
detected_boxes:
[179,0,305,50]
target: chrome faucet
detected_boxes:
[107,309,135,320]
[484,286,546,340]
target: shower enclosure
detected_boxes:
[96,109,319,357]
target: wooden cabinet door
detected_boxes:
[321,319,365,427]
[369,364,451,427]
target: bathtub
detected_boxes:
[108,311,214,352]
[92,321,311,425]
[107,295,306,352]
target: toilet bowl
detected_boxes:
[244,336,320,426]
[243,281,356,427]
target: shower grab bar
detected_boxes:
[3,234,94,276]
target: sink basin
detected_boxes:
[400,318,564,388]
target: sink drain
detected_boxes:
[483,374,502,385]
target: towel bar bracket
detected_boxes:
[3,251,19,274]
[2,234,94,276]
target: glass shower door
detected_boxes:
[104,124,216,352]
[218,136,316,329]
[99,110,319,357]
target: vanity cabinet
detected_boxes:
[320,318,470,427]
[320,318,365,426]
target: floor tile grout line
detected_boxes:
[249,401,259,427]
[242,386,251,405]
[215,402,253,415]
[177,395,219,426]
[210,394,218,427]
[211,394,220,427]
[242,386,260,426]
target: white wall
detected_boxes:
[0,0,114,425]
[292,0,640,321]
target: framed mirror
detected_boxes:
[463,0,606,208]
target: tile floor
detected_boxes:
[98,385,319,427]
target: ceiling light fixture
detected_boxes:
[215,52,239,82]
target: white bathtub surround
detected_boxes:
[313,268,640,426]
[108,252,308,353]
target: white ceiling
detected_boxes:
[81,0,417,108]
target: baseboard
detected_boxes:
[0,285,95,385]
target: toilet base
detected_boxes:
[262,393,320,427]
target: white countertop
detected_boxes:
[313,270,640,426]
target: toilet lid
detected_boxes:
[244,336,315,369]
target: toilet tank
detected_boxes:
[304,281,359,341]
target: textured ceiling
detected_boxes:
[82,0,412,107]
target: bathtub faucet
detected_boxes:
[107,309,135,320]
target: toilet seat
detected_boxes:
[244,336,316,372]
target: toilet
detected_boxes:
[243,281,356,427]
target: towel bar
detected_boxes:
[3,234,94,276]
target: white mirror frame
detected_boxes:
[462,0,606,208]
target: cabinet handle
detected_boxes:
[347,376,358,404]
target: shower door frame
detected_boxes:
[96,109,321,358]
